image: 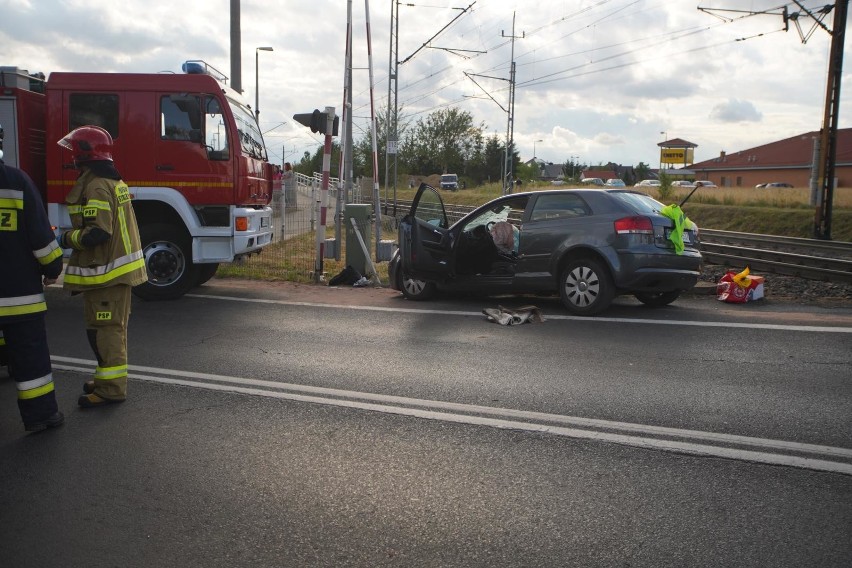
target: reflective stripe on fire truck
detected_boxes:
[0,189,24,209]
[16,372,56,400]
[0,293,47,317]
[34,240,63,265]
[63,250,145,286]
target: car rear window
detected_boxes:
[530,193,590,221]
[608,191,665,214]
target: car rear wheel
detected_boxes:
[398,271,436,301]
[559,258,614,316]
[634,290,681,307]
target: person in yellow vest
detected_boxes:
[56,126,147,408]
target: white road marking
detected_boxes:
[53,355,852,476]
[186,293,852,333]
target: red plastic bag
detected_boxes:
[716,267,765,303]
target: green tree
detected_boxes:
[634,161,651,182]
[400,107,484,176]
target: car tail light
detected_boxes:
[614,216,653,235]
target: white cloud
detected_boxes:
[2,0,848,169]
[709,99,764,123]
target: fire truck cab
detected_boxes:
[0,62,274,300]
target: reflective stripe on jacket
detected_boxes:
[0,161,64,323]
[63,169,147,291]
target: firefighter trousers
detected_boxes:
[84,284,132,400]
[0,316,60,425]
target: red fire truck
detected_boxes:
[0,62,274,300]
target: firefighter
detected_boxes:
[0,142,65,431]
[56,125,147,408]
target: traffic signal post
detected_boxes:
[294,107,339,282]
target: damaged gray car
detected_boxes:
[388,184,702,316]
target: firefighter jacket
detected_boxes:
[60,169,147,291]
[0,160,64,322]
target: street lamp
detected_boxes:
[533,139,543,159]
[570,155,579,180]
[255,46,274,118]
[659,131,667,173]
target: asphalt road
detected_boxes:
[1,280,850,567]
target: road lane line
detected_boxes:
[52,356,852,476]
[186,294,852,333]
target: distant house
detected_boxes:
[526,160,566,181]
[540,163,565,181]
[689,129,852,188]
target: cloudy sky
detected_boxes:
[3,0,849,171]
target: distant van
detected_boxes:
[440,173,459,191]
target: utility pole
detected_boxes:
[384,0,400,216]
[501,12,523,195]
[229,0,242,93]
[698,1,847,239]
[812,0,847,240]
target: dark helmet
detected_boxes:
[57,125,113,164]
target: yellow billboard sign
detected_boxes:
[660,148,694,164]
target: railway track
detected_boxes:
[698,229,852,283]
[379,200,852,283]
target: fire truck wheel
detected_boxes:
[194,263,220,287]
[132,223,200,301]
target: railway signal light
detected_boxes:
[293,109,339,136]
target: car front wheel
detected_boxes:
[559,258,614,316]
[634,290,681,307]
[398,271,436,301]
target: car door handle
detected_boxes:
[156,164,175,171]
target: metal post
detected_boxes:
[314,107,336,283]
[255,47,273,118]
[365,0,382,258]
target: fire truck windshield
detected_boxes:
[229,98,268,161]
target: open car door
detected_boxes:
[398,183,452,280]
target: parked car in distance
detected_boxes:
[670,180,694,188]
[693,180,718,188]
[755,183,767,188]
[765,182,794,188]
[635,179,661,187]
[440,173,460,191]
[581,177,605,186]
[605,178,626,187]
[390,184,702,316]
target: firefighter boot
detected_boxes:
[24,411,65,432]
[83,380,95,394]
[78,393,125,408]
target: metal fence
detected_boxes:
[219,172,405,283]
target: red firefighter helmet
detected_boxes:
[57,125,114,164]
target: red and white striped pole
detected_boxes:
[364,0,382,257]
[314,105,336,283]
